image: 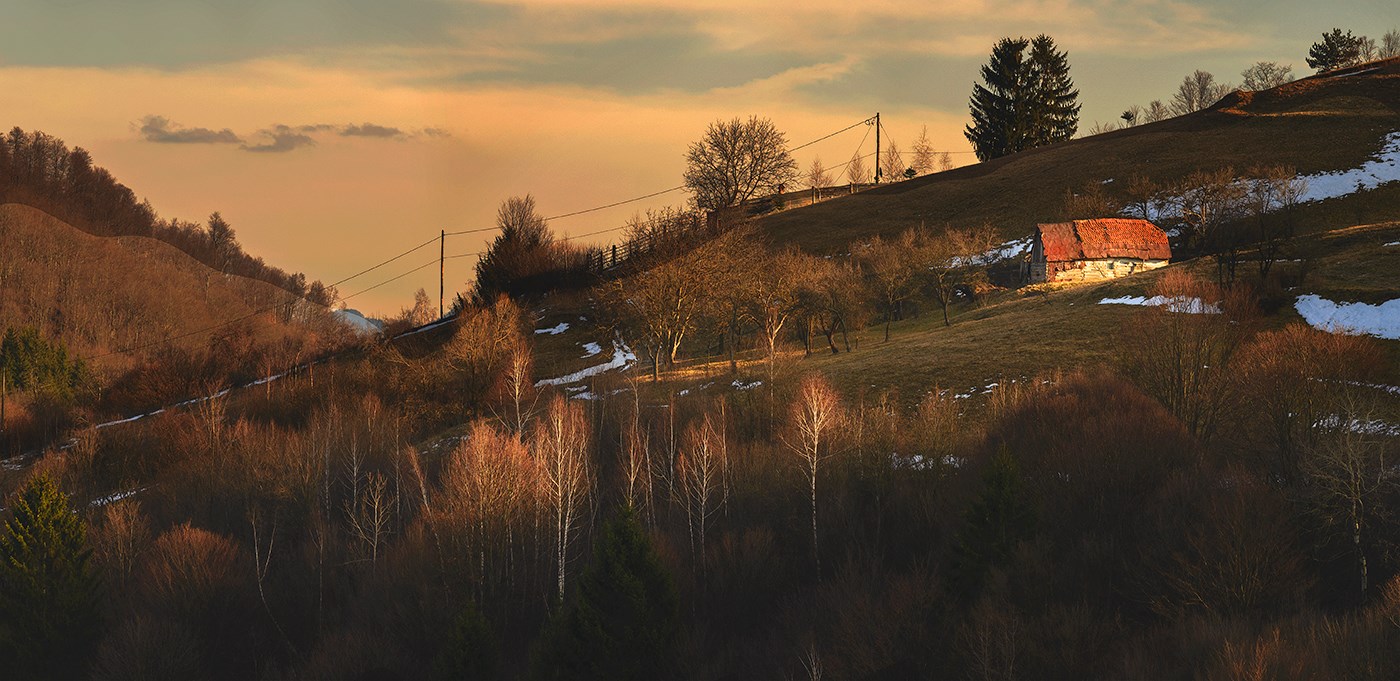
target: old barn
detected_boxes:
[1029,218,1171,284]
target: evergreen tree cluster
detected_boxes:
[1307,28,1366,72]
[0,473,101,680]
[965,35,1081,162]
[1,327,93,399]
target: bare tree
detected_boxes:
[1241,61,1294,91]
[532,395,592,599]
[922,226,997,327]
[880,140,906,183]
[857,229,923,341]
[846,152,869,187]
[1382,29,1400,58]
[683,115,798,211]
[345,472,395,566]
[1170,70,1232,116]
[495,342,538,436]
[783,374,843,576]
[441,421,538,593]
[1358,35,1379,62]
[1144,100,1170,123]
[911,126,936,175]
[1301,390,1396,599]
[678,410,725,581]
[937,151,954,173]
[807,157,831,202]
[751,249,809,384]
[1120,104,1143,127]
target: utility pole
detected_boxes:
[439,229,445,319]
[874,112,881,184]
[1,373,6,457]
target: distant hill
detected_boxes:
[0,203,350,384]
[752,57,1400,253]
[0,126,335,304]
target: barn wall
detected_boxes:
[1047,258,1166,283]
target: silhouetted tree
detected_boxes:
[1308,29,1364,72]
[531,505,679,680]
[0,473,101,680]
[683,116,798,211]
[951,448,1036,598]
[965,35,1080,161]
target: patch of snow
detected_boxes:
[396,315,455,338]
[732,379,763,391]
[1384,241,1400,247]
[1297,132,1400,202]
[1294,294,1400,340]
[534,322,570,335]
[1316,414,1400,437]
[91,488,145,507]
[1098,295,1222,314]
[956,236,1032,266]
[332,308,384,336]
[580,342,603,358]
[1100,178,1115,184]
[536,341,635,386]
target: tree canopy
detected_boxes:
[683,116,798,211]
[965,35,1080,162]
[1308,29,1364,72]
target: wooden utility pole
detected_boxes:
[874,112,881,184]
[1,373,6,456]
[439,229,445,318]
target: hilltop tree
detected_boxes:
[1307,29,1364,72]
[965,35,1080,161]
[0,473,101,679]
[683,115,798,211]
[910,125,937,174]
[473,194,570,303]
[806,157,830,201]
[846,152,869,185]
[1382,29,1400,59]
[880,140,906,182]
[1170,70,1232,115]
[1241,61,1294,91]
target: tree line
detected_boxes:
[0,127,336,306]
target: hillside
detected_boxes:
[0,203,350,383]
[753,57,1400,252]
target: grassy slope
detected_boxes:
[751,58,1400,252]
[0,203,333,378]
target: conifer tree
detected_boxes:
[965,35,1080,161]
[950,448,1037,598]
[0,473,101,680]
[531,505,679,680]
[1307,28,1364,72]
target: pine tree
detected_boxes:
[965,35,1080,161]
[950,448,1037,598]
[0,473,101,680]
[1307,28,1364,72]
[432,599,497,681]
[531,505,679,680]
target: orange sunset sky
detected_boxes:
[2,0,1390,315]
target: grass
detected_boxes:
[750,58,1400,253]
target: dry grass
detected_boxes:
[752,60,1400,252]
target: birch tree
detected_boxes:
[533,395,592,598]
[784,374,843,576]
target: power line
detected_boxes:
[340,258,440,301]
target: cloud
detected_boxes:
[341,122,405,138]
[421,127,452,138]
[139,115,241,144]
[242,127,317,153]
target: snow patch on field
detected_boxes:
[91,488,145,507]
[332,309,384,336]
[732,379,763,391]
[1098,295,1222,314]
[580,342,602,358]
[536,341,634,386]
[1295,294,1400,340]
[534,322,570,335]
[1298,131,1400,202]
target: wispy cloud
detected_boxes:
[139,115,241,144]
[341,122,405,138]
[242,126,317,153]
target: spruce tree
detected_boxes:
[0,473,101,680]
[950,448,1037,598]
[965,35,1080,161]
[531,505,679,680]
[1307,28,1363,72]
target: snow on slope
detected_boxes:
[332,308,384,336]
[1298,131,1400,202]
[1098,295,1221,314]
[535,322,570,335]
[1294,294,1400,339]
[535,341,635,387]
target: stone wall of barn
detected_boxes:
[1030,258,1167,284]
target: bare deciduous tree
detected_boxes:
[922,226,997,327]
[911,126,936,175]
[807,157,830,202]
[1241,62,1294,91]
[684,115,798,211]
[783,374,843,576]
[846,153,869,187]
[1170,70,1232,116]
[532,395,592,598]
[1382,29,1400,59]
[678,411,725,581]
[880,141,905,183]
[857,229,923,341]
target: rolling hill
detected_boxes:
[751,57,1400,253]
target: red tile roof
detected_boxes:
[1036,218,1171,262]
